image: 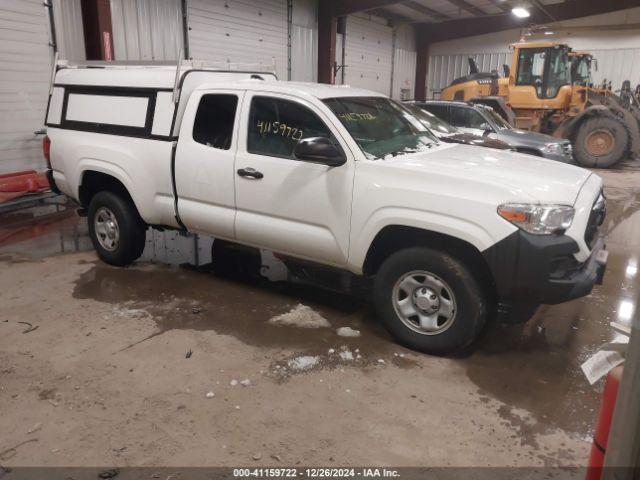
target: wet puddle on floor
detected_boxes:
[1,161,639,437]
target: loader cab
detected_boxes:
[513,43,571,100]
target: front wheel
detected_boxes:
[373,247,487,356]
[88,191,147,266]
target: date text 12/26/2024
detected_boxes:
[233,468,401,478]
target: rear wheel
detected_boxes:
[88,191,147,266]
[373,247,487,356]
[573,116,630,168]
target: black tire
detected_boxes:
[573,116,630,168]
[87,191,147,266]
[373,247,487,356]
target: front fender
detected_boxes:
[347,206,515,274]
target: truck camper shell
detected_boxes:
[45,60,278,141]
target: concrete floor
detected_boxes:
[0,161,638,469]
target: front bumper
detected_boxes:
[483,231,607,306]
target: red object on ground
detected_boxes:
[586,365,624,480]
[0,170,50,203]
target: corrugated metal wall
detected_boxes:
[290,0,317,82]
[187,0,288,79]
[52,0,85,61]
[428,51,511,98]
[0,0,52,174]
[343,14,393,95]
[588,48,640,89]
[110,0,183,61]
[392,23,416,100]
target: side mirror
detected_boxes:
[479,123,492,134]
[294,137,346,166]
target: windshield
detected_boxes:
[485,108,511,130]
[323,97,439,160]
[403,104,459,135]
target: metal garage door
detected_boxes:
[110,0,184,61]
[343,14,393,95]
[0,0,52,174]
[187,0,288,80]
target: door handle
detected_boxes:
[237,167,264,180]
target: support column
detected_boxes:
[415,42,429,100]
[80,0,113,61]
[318,1,336,84]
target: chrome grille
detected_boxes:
[585,192,606,249]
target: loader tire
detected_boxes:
[573,116,630,168]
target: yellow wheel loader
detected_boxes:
[441,42,640,168]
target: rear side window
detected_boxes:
[193,94,238,150]
[450,107,487,129]
[422,104,449,122]
[247,97,332,159]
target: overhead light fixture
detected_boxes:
[512,7,530,18]
[544,31,555,35]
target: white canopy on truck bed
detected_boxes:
[46,61,278,139]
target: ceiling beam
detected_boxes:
[445,0,488,17]
[402,1,450,21]
[332,0,405,17]
[486,0,510,13]
[416,0,638,44]
[529,0,557,22]
[371,8,416,24]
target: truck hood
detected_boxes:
[381,144,591,204]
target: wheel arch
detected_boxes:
[362,225,497,300]
[79,169,140,216]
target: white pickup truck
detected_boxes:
[44,63,608,355]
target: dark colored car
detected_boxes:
[403,102,512,151]
[415,100,574,163]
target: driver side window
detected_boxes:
[247,97,333,160]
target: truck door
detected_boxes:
[233,92,355,267]
[174,90,244,239]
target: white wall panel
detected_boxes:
[343,14,393,95]
[110,0,183,61]
[52,0,85,61]
[392,23,416,100]
[588,48,640,89]
[291,0,317,82]
[0,0,52,173]
[187,0,288,79]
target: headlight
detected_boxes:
[498,204,575,235]
[541,143,563,155]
